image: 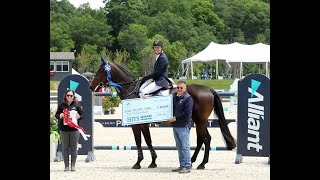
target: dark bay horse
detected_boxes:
[89,57,236,169]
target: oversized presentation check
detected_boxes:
[122,95,173,126]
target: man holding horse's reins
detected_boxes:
[139,40,171,98]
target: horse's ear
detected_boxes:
[100,55,107,65]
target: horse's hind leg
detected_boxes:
[197,126,211,169]
[132,126,144,169]
[191,126,204,165]
[141,125,157,168]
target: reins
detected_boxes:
[96,63,142,99]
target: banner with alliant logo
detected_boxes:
[235,73,270,164]
[122,95,173,126]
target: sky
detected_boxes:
[67,0,105,10]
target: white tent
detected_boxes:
[181,42,270,79]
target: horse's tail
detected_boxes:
[211,89,237,150]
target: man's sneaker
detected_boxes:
[172,167,183,172]
[179,168,191,173]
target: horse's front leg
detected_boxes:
[142,124,157,168]
[132,126,144,169]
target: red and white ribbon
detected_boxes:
[63,109,90,140]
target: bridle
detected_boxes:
[93,63,142,99]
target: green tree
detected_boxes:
[170,0,193,19]
[185,24,218,53]
[75,49,90,74]
[106,0,147,50]
[143,0,174,16]
[213,0,247,43]
[147,12,194,43]
[50,0,76,16]
[74,44,100,73]
[191,0,228,41]
[50,21,74,52]
[127,60,141,77]
[69,7,114,53]
[50,0,270,76]
[113,49,131,67]
[118,23,148,61]
[165,41,188,77]
[241,0,270,44]
[50,1,75,51]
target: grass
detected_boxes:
[173,79,234,90]
[50,79,235,91]
[50,81,60,91]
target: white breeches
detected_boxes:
[139,80,162,98]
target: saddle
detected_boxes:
[147,78,175,97]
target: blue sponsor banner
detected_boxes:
[57,74,93,161]
[235,73,270,164]
[122,95,173,126]
[95,119,235,127]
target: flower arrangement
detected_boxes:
[109,96,121,107]
[102,96,112,111]
[50,108,60,143]
[102,96,121,112]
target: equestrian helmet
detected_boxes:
[153,40,163,47]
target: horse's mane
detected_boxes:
[111,62,141,98]
[112,62,137,80]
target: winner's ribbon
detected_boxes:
[63,109,90,140]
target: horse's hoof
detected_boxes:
[132,164,141,169]
[197,164,205,169]
[148,163,157,168]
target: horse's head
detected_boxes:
[89,55,137,95]
[89,56,109,92]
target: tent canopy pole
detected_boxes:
[240,62,243,79]
[191,61,194,80]
[266,62,268,77]
[216,60,218,79]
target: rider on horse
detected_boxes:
[139,40,172,98]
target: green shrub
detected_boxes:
[50,108,60,143]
